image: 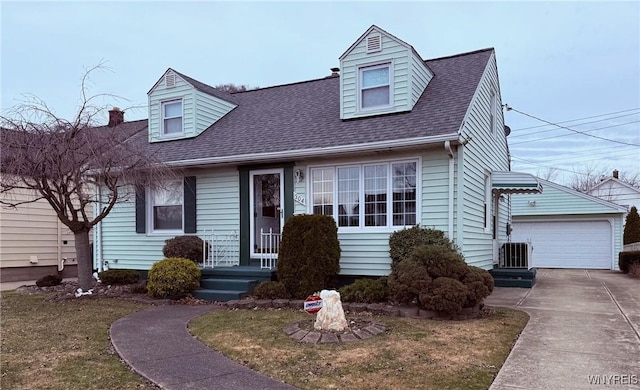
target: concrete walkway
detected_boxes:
[486,269,640,390]
[110,304,296,390]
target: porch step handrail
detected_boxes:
[200,230,240,268]
[260,228,281,270]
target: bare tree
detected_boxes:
[568,164,640,193]
[1,65,174,290]
[214,83,254,93]
[536,167,559,182]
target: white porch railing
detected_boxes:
[200,230,240,268]
[499,240,532,268]
[259,228,281,270]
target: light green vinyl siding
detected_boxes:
[148,71,236,143]
[410,53,434,107]
[293,165,307,215]
[340,27,430,119]
[99,169,240,270]
[512,180,627,216]
[194,90,236,134]
[458,52,510,269]
[420,148,454,233]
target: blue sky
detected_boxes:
[2,1,639,185]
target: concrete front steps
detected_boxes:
[489,268,537,288]
[193,266,276,302]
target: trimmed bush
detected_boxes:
[624,206,640,245]
[387,237,494,314]
[387,258,432,305]
[277,214,341,299]
[339,278,389,303]
[98,269,140,285]
[36,274,62,287]
[163,235,206,263]
[147,257,201,299]
[619,251,640,274]
[253,281,288,299]
[389,225,455,272]
[419,277,467,313]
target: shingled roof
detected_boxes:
[125,48,494,166]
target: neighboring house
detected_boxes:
[587,170,639,211]
[511,178,627,270]
[0,178,78,283]
[94,25,541,278]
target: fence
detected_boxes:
[200,230,240,268]
[259,228,281,270]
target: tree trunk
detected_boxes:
[74,229,93,290]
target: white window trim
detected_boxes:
[489,89,497,137]
[308,158,421,233]
[161,99,184,137]
[357,61,394,113]
[484,171,492,234]
[147,181,184,235]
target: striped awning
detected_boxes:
[491,171,543,194]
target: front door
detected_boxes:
[250,169,284,258]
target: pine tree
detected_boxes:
[623,206,640,244]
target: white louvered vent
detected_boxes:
[165,72,176,88]
[366,34,382,53]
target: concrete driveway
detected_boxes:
[486,269,640,390]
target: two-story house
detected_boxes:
[93,26,542,297]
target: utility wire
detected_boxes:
[510,120,640,145]
[504,105,640,147]
[510,114,640,138]
[511,107,640,131]
[511,156,595,177]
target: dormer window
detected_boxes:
[360,63,392,110]
[162,100,183,136]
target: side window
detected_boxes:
[150,180,183,232]
[360,64,391,110]
[162,100,183,135]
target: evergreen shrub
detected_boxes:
[163,235,206,263]
[623,206,640,245]
[36,274,62,287]
[98,269,140,285]
[253,281,288,299]
[147,257,201,298]
[339,278,389,303]
[277,214,341,299]
[388,225,455,272]
[619,251,640,274]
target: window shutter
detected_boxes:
[184,176,197,233]
[135,186,146,234]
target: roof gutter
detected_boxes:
[166,133,460,168]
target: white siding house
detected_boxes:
[512,179,626,270]
[94,25,540,279]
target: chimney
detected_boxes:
[328,67,340,78]
[108,107,124,127]
[613,169,619,179]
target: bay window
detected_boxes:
[311,160,417,229]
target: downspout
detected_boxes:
[57,217,64,272]
[95,185,103,272]
[444,141,455,240]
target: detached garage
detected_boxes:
[511,179,627,270]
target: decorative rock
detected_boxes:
[365,325,385,335]
[418,309,438,319]
[272,299,289,308]
[353,328,374,340]
[339,333,359,343]
[398,306,419,318]
[366,303,385,315]
[236,298,256,309]
[319,333,339,344]
[290,329,309,341]
[283,323,300,336]
[314,290,348,331]
[225,299,241,307]
[255,299,273,308]
[349,303,368,313]
[382,305,400,316]
[301,331,321,344]
[289,300,305,310]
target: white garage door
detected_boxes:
[511,220,612,269]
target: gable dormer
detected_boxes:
[339,25,434,120]
[147,69,237,143]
